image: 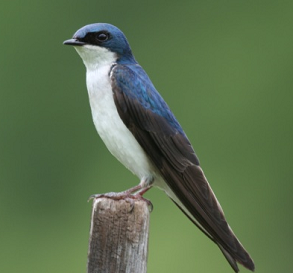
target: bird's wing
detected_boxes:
[110,64,254,272]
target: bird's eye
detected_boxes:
[96,32,109,42]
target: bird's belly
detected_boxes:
[86,67,155,181]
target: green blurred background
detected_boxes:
[1,1,292,272]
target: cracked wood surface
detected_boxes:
[87,198,150,273]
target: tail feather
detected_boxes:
[218,239,255,272]
[171,197,255,271]
[218,244,239,272]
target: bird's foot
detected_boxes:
[130,191,153,212]
[88,186,153,211]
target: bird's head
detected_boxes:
[64,23,136,68]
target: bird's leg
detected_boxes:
[136,185,152,196]
[89,179,153,211]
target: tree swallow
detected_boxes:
[64,23,255,272]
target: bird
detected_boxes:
[63,23,255,272]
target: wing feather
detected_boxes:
[110,64,254,272]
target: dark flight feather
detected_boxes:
[110,63,254,272]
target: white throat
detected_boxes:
[74,44,117,71]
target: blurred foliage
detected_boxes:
[1,1,293,272]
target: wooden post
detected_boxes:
[87,197,150,273]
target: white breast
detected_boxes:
[86,63,158,183]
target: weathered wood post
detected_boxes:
[87,198,150,273]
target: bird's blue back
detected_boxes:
[113,62,186,136]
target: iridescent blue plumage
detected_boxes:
[73,23,135,63]
[112,64,186,135]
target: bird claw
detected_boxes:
[133,194,153,212]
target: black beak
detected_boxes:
[63,38,85,46]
